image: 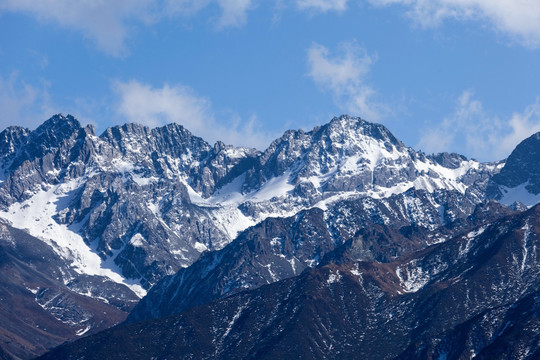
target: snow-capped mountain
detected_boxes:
[0,115,259,294]
[0,114,501,298]
[487,132,540,206]
[3,113,540,359]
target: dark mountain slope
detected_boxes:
[128,190,515,324]
[487,131,540,205]
[0,222,136,359]
[41,203,540,359]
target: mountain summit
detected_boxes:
[487,131,540,206]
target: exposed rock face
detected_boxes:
[487,132,540,205]
[0,114,503,296]
[128,193,515,324]
[40,204,540,360]
[0,115,263,293]
[127,208,335,323]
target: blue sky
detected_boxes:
[1,0,540,161]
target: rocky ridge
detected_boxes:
[40,203,540,359]
[0,114,503,297]
[128,193,515,323]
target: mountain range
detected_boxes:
[0,114,539,359]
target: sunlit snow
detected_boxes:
[499,183,540,207]
[0,179,146,298]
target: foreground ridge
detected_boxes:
[40,204,540,359]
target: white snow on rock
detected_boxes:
[0,179,146,298]
[0,116,507,303]
[327,270,342,284]
[396,265,430,294]
[499,183,540,207]
[129,234,145,247]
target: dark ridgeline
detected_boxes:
[40,204,540,359]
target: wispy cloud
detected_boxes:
[165,0,255,28]
[418,90,540,161]
[0,0,155,57]
[307,41,388,121]
[3,0,540,57]
[0,0,255,56]
[369,0,540,48]
[0,72,54,130]
[215,0,254,28]
[296,0,349,13]
[113,80,274,149]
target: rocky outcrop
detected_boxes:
[40,204,540,360]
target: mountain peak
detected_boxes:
[487,131,540,203]
[325,115,404,148]
[28,114,84,151]
[429,152,469,169]
[37,113,81,133]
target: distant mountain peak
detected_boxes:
[490,132,540,190]
[36,113,82,134]
[487,132,540,205]
[326,114,404,148]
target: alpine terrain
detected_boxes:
[0,114,539,359]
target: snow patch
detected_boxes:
[499,183,540,207]
[396,264,430,293]
[350,267,362,277]
[467,226,486,239]
[129,233,145,247]
[264,264,278,282]
[0,179,147,298]
[131,174,158,187]
[327,270,342,284]
[76,325,91,336]
[211,206,256,244]
[250,171,295,202]
[26,286,39,295]
[194,242,208,252]
[222,306,244,340]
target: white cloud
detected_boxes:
[369,0,540,48]
[498,101,540,158]
[307,41,387,121]
[0,72,54,130]
[165,0,254,28]
[216,0,254,28]
[0,0,255,56]
[113,80,211,130]
[296,0,349,12]
[113,80,274,149]
[417,90,540,161]
[0,0,155,57]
